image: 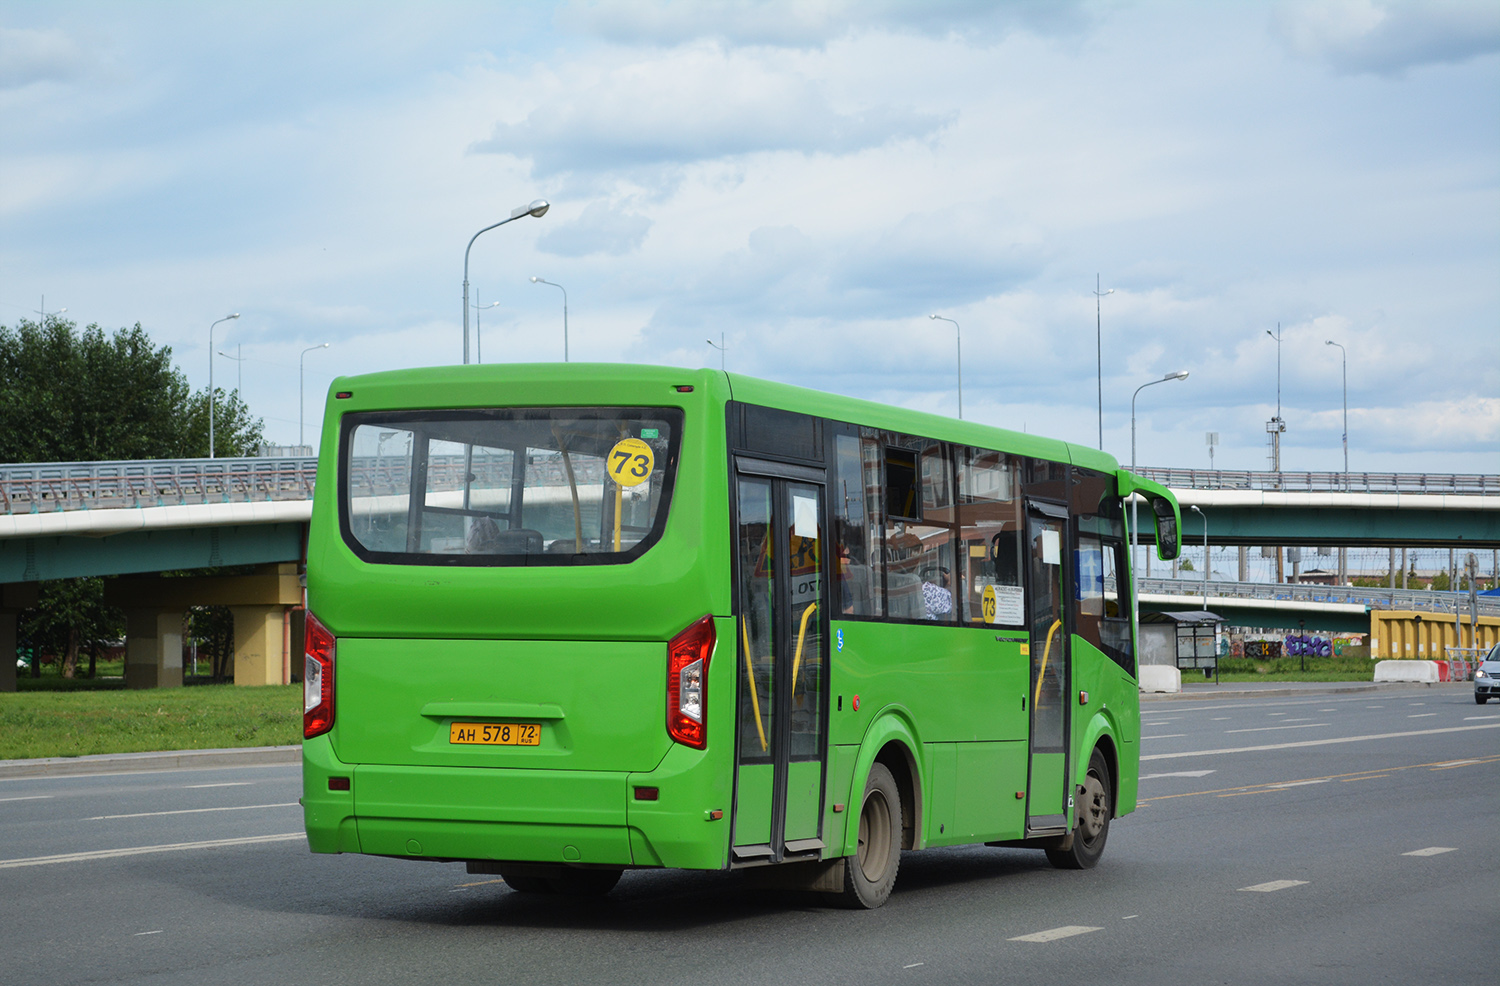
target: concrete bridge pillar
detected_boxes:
[228,606,289,687]
[1,584,40,692]
[124,610,185,689]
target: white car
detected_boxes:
[1476,646,1500,705]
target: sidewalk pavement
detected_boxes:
[0,744,299,780]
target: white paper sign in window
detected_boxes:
[1041,528,1061,565]
[793,495,819,540]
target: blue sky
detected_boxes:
[1,0,1496,471]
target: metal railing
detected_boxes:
[1127,575,1500,616]
[0,457,318,514]
[1135,468,1499,495]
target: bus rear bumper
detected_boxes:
[303,739,731,870]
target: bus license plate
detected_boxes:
[449,722,541,746]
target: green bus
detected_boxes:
[301,363,1182,907]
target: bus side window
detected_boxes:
[834,433,880,617]
[957,447,1022,624]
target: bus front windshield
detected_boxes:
[341,407,681,564]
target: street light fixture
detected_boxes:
[300,343,329,449]
[1189,504,1209,610]
[706,333,726,371]
[208,313,240,459]
[530,277,569,362]
[1325,340,1348,489]
[472,301,501,364]
[929,314,963,419]
[33,298,66,324]
[462,200,549,364]
[1129,368,1189,652]
[1094,275,1113,449]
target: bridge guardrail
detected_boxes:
[1125,576,1500,617]
[1135,467,1498,495]
[0,457,318,514]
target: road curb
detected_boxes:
[0,745,300,780]
[1141,681,1470,702]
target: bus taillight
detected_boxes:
[667,616,715,749]
[303,611,336,739]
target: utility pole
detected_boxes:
[1094,274,1112,450]
[1266,324,1286,582]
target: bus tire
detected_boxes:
[840,762,901,909]
[1046,747,1112,871]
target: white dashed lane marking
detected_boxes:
[1143,734,1187,740]
[1009,926,1104,943]
[0,833,305,869]
[1139,770,1216,780]
[1408,713,1437,718]
[1223,723,1330,734]
[1240,880,1308,892]
[1403,847,1456,857]
[0,795,52,803]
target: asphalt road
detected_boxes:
[2,683,1495,986]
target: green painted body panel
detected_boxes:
[1069,636,1140,816]
[1029,752,1066,817]
[784,759,823,841]
[627,742,732,870]
[733,763,773,845]
[332,636,670,772]
[302,734,359,854]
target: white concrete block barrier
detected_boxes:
[1139,665,1182,693]
[1373,659,1441,684]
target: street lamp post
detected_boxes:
[706,333,726,370]
[1325,340,1348,489]
[472,301,500,364]
[463,200,549,364]
[300,343,329,449]
[33,298,66,325]
[208,313,240,458]
[1189,504,1209,610]
[530,277,568,361]
[1129,369,1190,656]
[929,314,963,419]
[1094,275,1113,449]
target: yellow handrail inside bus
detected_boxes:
[791,602,818,697]
[612,486,623,551]
[742,615,768,752]
[1034,618,1063,707]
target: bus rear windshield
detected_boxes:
[339,407,682,566]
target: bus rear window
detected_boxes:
[339,407,682,565]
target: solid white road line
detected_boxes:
[183,782,253,789]
[0,795,53,803]
[86,802,297,821]
[0,832,305,869]
[1141,722,1500,761]
[1240,880,1308,892]
[1403,847,1457,857]
[1009,926,1104,943]
[1223,723,1330,734]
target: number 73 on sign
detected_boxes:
[606,438,655,550]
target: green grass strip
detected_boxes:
[0,685,301,760]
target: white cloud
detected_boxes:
[470,41,948,176]
[1272,0,1500,75]
[0,26,85,89]
[538,200,653,256]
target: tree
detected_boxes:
[0,316,264,460]
[0,316,266,676]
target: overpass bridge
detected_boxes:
[0,457,1496,689]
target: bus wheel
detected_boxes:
[1046,747,1112,871]
[840,762,901,909]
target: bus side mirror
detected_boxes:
[1151,495,1180,561]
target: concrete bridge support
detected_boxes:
[0,584,39,692]
[105,564,302,688]
[124,610,185,689]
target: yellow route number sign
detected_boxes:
[607,438,655,488]
[982,584,997,624]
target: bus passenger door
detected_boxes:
[1024,502,1071,833]
[732,470,829,863]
